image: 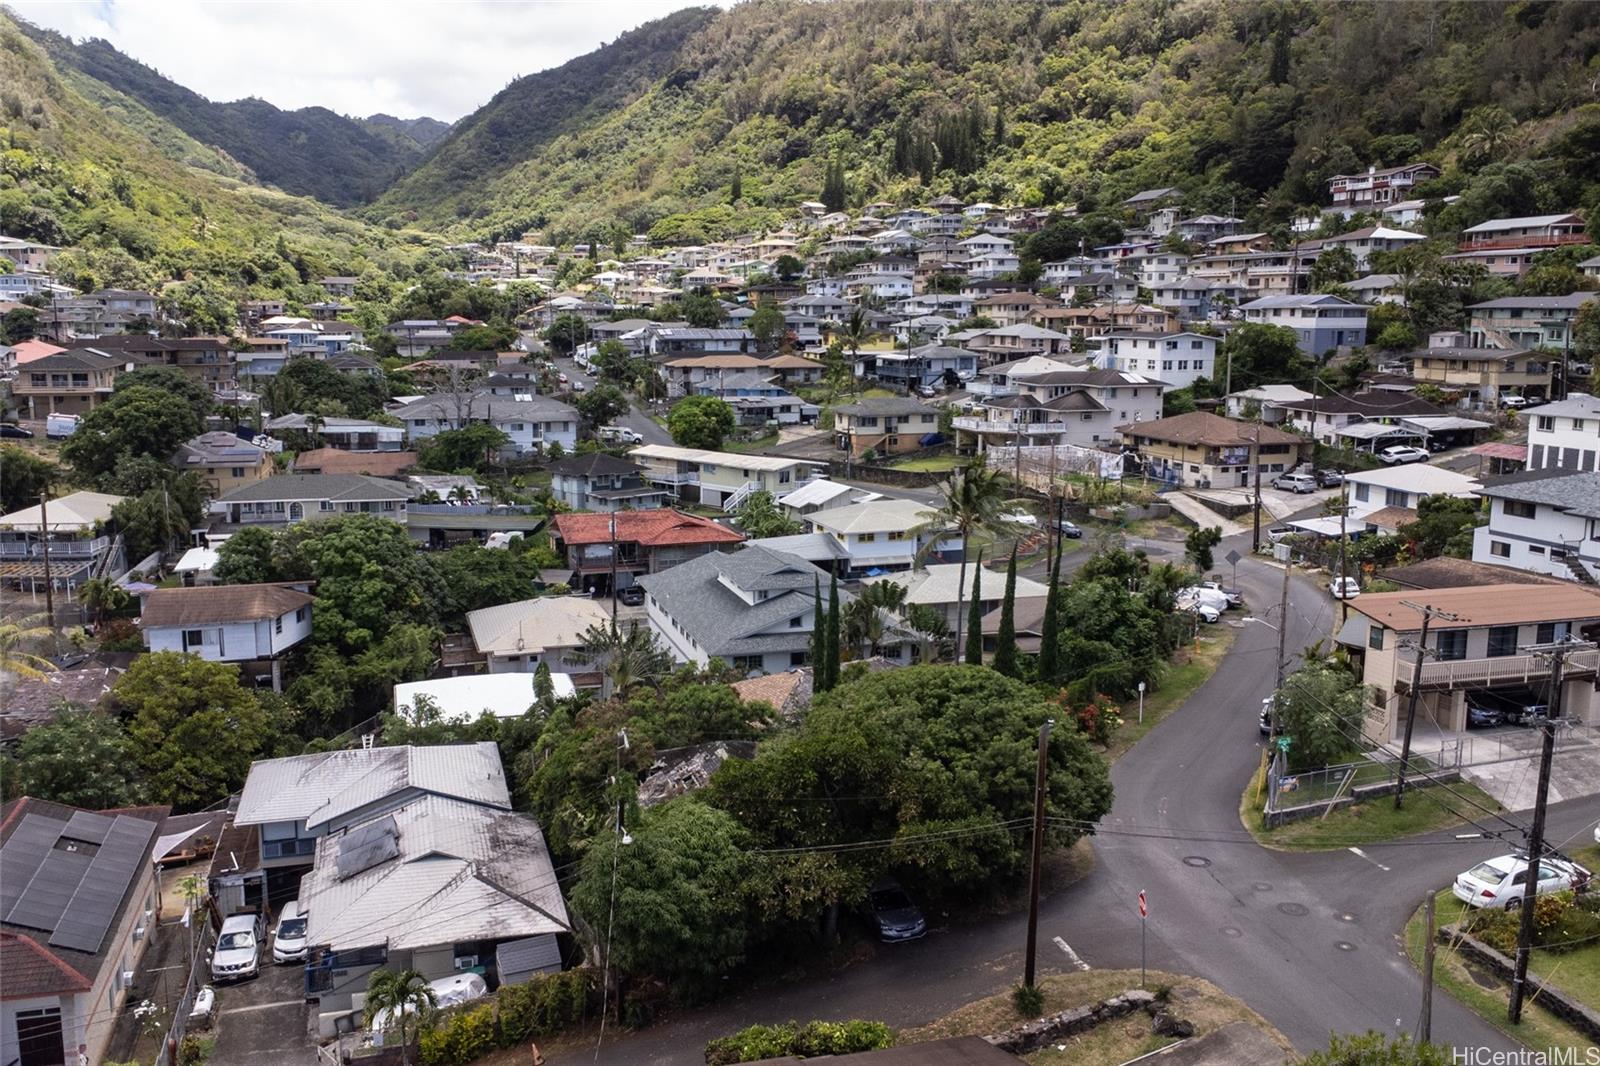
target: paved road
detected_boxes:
[589,530,1600,1064]
[545,353,673,446]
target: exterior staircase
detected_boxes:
[723,481,762,513]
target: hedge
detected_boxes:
[419,969,594,1066]
[704,1019,896,1064]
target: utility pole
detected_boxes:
[1274,560,1291,690]
[1337,481,1350,624]
[1420,891,1436,1042]
[37,493,57,650]
[1395,602,1462,809]
[1251,424,1264,553]
[609,512,619,627]
[1509,638,1592,1024]
[1023,718,1054,989]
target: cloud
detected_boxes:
[9,0,718,121]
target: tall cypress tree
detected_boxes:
[994,547,1019,677]
[826,572,842,687]
[809,576,825,681]
[730,167,743,204]
[964,552,985,666]
[1038,540,1064,685]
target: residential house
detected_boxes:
[1338,585,1600,742]
[139,583,314,690]
[1173,214,1245,242]
[1472,468,1600,584]
[628,445,824,510]
[212,474,412,528]
[80,335,238,393]
[1224,384,1315,421]
[12,347,148,418]
[547,452,671,512]
[0,234,61,272]
[1409,346,1551,406]
[319,276,358,298]
[775,479,883,520]
[877,563,1050,635]
[1465,293,1597,350]
[975,291,1055,328]
[266,414,406,452]
[1272,390,1450,447]
[831,397,942,458]
[956,361,1165,450]
[1238,294,1370,356]
[805,498,958,576]
[0,491,126,596]
[859,344,975,389]
[844,272,915,301]
[290,449,419,478]
[644,327,756,357]
[1098,332,1215,389]
[640,545,886,674]
[691,370,786,398]
[463,596,613,675]
[1343,465,1481,520]
[961,323,1077,363]
[44,288,159,339]
[1318,226,1426,271]
[392,393,579,457]
[1148,277,1222,322]
[175,431,274,496]
[1527,394,1600,471]
[0,799,163,1066]
[1122,187,1183,217]
[1327,164,1441,212]
[1116,412,1309,489]
[551,508,744,596]
[1458,214,1588,254]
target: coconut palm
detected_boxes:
[0,614,56,681]
[363,969,437,1065]
[912,459,1029,658]
[1460,106,1515,164]
[574,620,673,698]
[78,578,132,626]
[844,580,906,658]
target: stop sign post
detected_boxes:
[1138,890,1148,988]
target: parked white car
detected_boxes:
[1328,577,1361,600]
[272,900,308,963]
[1452,854,1590,910]
[1379,445,1430,465]
[211,913,264,982]
[1176,586,1229,623]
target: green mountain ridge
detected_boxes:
[367,0,1600,244]
[13,17,442,206]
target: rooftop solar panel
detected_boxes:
[0,814,65,919]
[62,810,115,845]
[6,846,93,933]
[49,816,156,954]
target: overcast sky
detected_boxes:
[10,0,718,121]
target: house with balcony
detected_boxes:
[1115,412,1308,489]
[265,414,406,452]
[858,344,976,389]
[956,361,1165,450]
[959,323,1078,364]
[1472,468,1600,584]
[1408,345,1551,406]
[212,474,412,528]
[831,397,941,458]
[551,508,744,596]
[0,234,61,272]
[0,491,126,596]
[1272,390,1450,447]
[1238,294,1370,356]
[43,288,159,339]
[1327,163,1441,212]
[547,452,670,512]
[80,335,238,393]
[1459,214,1588,256]
[392,393,578,457]
[139,583,314,690]
[1338,585,1600,743]
[1317,226,1427,271]
[1526,393,1600,471]
[627,444,825,510]
[644,327,756,357]
[175,431,275,496]
[1098,332,1216,389]
[805,498,958,577]
[1465,293,1597,350]
[11,347,149,418]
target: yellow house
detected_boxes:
[175,431,276,496]
[831,397,941,458]
[1410,346,1551,404]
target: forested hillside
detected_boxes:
[16,19,439,205]
[368,0,1600,245]
[0,13,436,329]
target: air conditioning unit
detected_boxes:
[120,970,135,989]
[453,956,478,971]
[133,926,145,942]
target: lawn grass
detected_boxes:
[1101,625,1237,763]
[1403,888,1597,1057]
[721,432,780,454]
[1239,772,1507,851]
[889,454,962,472]
[900,969,1291,1066]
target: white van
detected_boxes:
[272,900,308,963]
[45,412,80,439]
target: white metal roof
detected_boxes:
[1344,465,1480,497]
[806,498,938,535]
[628,443,824,472]
[465,596,611,657]
[0,491,124,533]
[393,673,574,722]
[876,564,1050,607]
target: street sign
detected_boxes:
[1138,890,1147,919]
[1277,736,1292,752]
[1225,549,1241,566]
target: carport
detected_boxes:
[1336,421,1421,452]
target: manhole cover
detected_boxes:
[1336,941,1356,952]
[1220,926,1243,938]
[1277,902,1309,917]
[1182,856,1211,868]
[1253,882,1273,892]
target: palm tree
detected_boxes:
[304,412,326,448]
[448,484,475,504]
[912,459,1028,658]
[1460,106,1515,164]
[574,621,673,698]
[78,578,132,626]
[843,581,907,658]
[364,969,437,1065]
[0,614,56,681]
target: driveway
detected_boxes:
[209,940,317,1066]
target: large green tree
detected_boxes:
[417,423,509,472]
[0,446,58,514]
[1275,661,1365,771]
[668,396,736,449]
[59,384,203,481]
[914,460,1023,658]
[9,707,143,809]
[734,490,802,538]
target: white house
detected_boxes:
[213,474,413,527]
[1473,469,1600,584]
[1344,465,1481,520]
[139,583,313,690]
[1317,226,1426,271]
[393,671,578,719]
[1098,332,1216,389]
[874,563,1050,634]
[464,596,613,675]
[805,498,960,577]
[1527,393,1600,471]
[391,393,579,457]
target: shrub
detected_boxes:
[1011,983,1045,1016]
[705,1019,894,1064]
[419,1002,497,1066]
[495,969,592,1046]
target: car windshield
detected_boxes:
[1465,862,1508,883]
[872,889,914,911]
[278,919,307,938]
[218,931,255,950]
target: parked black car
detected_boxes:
[1057,519,1083,539]
[0,423,35,439]
[1317,469,1344,487]
[617,585,646,607]
[868,880,927,942]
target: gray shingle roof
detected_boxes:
[217,474,413,504]
[1477,468,1600,520]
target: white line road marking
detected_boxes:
[220,999,304,1015]
[1347,846,1390,872]
[1053,936,1091,971]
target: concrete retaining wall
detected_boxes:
[1440,923,1600,1041]
[985,990,1157,1054]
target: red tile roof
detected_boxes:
[552,509,745,548]
[0,933,92,999]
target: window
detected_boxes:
[295,607,308,623]
[1536,622,1571,644]
[274,616,283,634]
[1368,625,1385,650]
[319,501,334,511]
[1434,629,1468,661]
[858,533,876,543]
[1503,499,1537,519]
[1487,626,1519,658]
[1354,483,1370,502]
[183,629,203,649]
[1385,488,1410,507]
[1537,416,1554,432]
[1489,540,1511,558]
